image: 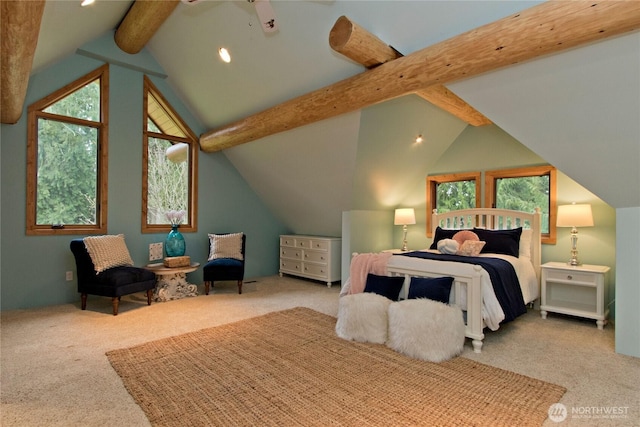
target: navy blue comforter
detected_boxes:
[395,251,527,323]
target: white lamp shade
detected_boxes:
[557,204,594,227]
[394,208,416,225]
[166,143,189,163]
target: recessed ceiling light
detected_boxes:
[81,0,95,6]
[415,134,423,144]
[218,47,231,63]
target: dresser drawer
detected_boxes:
[545,270,597,285]
[280,236,296,247]
[304,251,328,264]
[280,248,302,259]
[280,259,302,273]
[295,239,312,249]
[308,239,329,251]
[303,263,329,278]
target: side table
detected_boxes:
[145,262,200,302]
[540,262,610,329]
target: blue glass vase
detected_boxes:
[165,225,185,257]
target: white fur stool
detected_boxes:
[335,292,391,344]
[386,298,465,362]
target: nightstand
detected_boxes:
[540,262,610,329]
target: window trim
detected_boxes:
[426,172,481,237]
[26,65,109,236]
[142,76,198,234]
[485,165,557,244]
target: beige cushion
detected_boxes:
[208,233,244,261]
[83,234,134,273]
[456,240,486,256]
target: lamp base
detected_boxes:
[401,225,409,251]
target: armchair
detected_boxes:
[70,237,156,315]
[203,233,246,295]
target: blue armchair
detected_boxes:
[203,233,246,295]
[70,239,156,315]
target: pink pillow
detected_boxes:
[452,230,479,246]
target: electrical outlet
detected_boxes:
[66,271,73,281]
[149,243,163,261]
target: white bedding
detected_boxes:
[386,250,538,331]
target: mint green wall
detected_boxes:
[0,39,286,311]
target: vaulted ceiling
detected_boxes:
[2,1,639,231]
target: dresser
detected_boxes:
[540,262,610,329]
[279,235,341,287]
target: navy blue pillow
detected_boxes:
[429,227,469,250]
[407,276,454,304]
[363,273,404,301]
[473,227,522,257]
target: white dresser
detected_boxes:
[279,235,341,287]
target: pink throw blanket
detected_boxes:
[348,252,393,294]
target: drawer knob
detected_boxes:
[567,275,573,280]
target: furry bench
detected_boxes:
[336,293,465,362]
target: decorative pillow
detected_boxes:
[456,240,486,257]
[473,227,522,257]
[363,273,404,301]
[208,233,244,261]
[452,230,479,246]
[387,299,465,362]
[335,293,391,344]
[407,276,454,304]
[436,238,459,255]
[83,234,134,273]
[429,227,463,250]
[519,229,532,258]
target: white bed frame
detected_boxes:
[387,208,541,353]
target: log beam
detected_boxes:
[329,15,491,126]
[1,0,46,124]
[416,86,492,127]
[114,0,179,54]
[201,1,640,152]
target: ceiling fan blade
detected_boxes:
[253,0,278,33]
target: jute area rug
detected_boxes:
[106,307,566,427]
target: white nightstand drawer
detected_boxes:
[304,251,328,264]
[545,270,596,285]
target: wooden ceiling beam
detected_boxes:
[329,15,491,126]
[200,1,640,152]
[1,0,46,124]
[114,0,179,54]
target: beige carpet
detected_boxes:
[107,307,565,427]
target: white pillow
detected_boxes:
[519,229,532,258]
[208,233,244,261]
[83,234,134,273]
[387,299,465,362]
[335,293,391,344]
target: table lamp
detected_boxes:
[556,203,593,266]
[394,208,416,251]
